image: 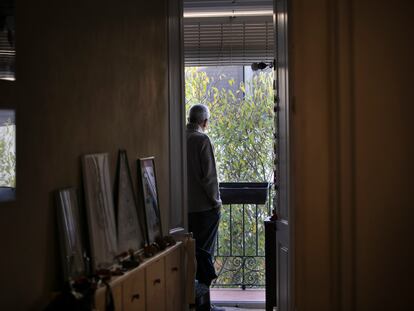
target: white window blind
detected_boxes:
[0,29,15,80]
[184,16,274,67]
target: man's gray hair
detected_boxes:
[188,104,210,125]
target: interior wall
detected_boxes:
[353,1,414,309]
[290,0,332,309]
[0,0,169,310]
[291,0,414,310]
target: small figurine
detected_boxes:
[270,209,279,221]
[155,236,167,250]
[163,235,176,246]
[94,269,112,282]
[111,268,124,276]
[144,244,158,257]
[121,250,140,270]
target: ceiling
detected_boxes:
[183,0,273,14]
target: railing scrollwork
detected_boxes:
[213,182,273,288]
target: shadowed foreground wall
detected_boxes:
[353,1,414,308]
[0,1,169,310]
[291,0,414,310]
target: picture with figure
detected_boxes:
[115,150,145,252]
[138,157,162,244]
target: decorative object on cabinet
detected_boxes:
[154,235,176,251]
[115,150,146,253]
[143,244,159,258]
[94,242,184,311]
[155,236,167,250]
[82,153,118,270]
[122,249,141,269]
[137,157,163,245]
[46,242,186,310]
[163,235,177,246]
[115,249,141,270]
[55,187,86,281]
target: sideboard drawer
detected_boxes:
[165,246,182,311]
[123,268,146,311]
[92,242,184,311]
[145,258,166,311]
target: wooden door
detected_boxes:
[274,0,291,310]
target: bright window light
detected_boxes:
[0,109,16,201]
[184,10,273,18]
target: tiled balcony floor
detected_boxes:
[220,308,264,311]
[211,288,265,309]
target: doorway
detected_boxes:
[182,0,281,309]
[185,65,273,308]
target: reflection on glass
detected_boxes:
[139,158,162,244]
[56,188,86,280]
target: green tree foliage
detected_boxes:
[0,119,16,187]
[185,67,274,182]
[185,67,274,287]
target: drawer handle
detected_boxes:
[131,294,140,301]
[172,267,179,272]
[153,278,161,285]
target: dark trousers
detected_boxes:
[188,208,221,286]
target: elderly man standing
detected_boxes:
[186,104,224,311]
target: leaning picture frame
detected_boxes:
[137,157,163,245]
[55,187,86,281]
[114,150,146,253]
[82,153,118,270]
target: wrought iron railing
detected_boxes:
[212,182,273,289]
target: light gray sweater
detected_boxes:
[186,123,222,213]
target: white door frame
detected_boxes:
[169,0,296,309]
[168,0,187,236]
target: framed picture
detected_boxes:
[55,187,85,281]
[82,153,118,270]
[114,150,145,252]
[137,157,163,245]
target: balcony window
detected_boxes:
[185,65,274,292]
[184,2,275,306]
[0,109,16,201]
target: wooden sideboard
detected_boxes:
[95,241,183,311]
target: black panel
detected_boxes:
[0,0,15,80]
